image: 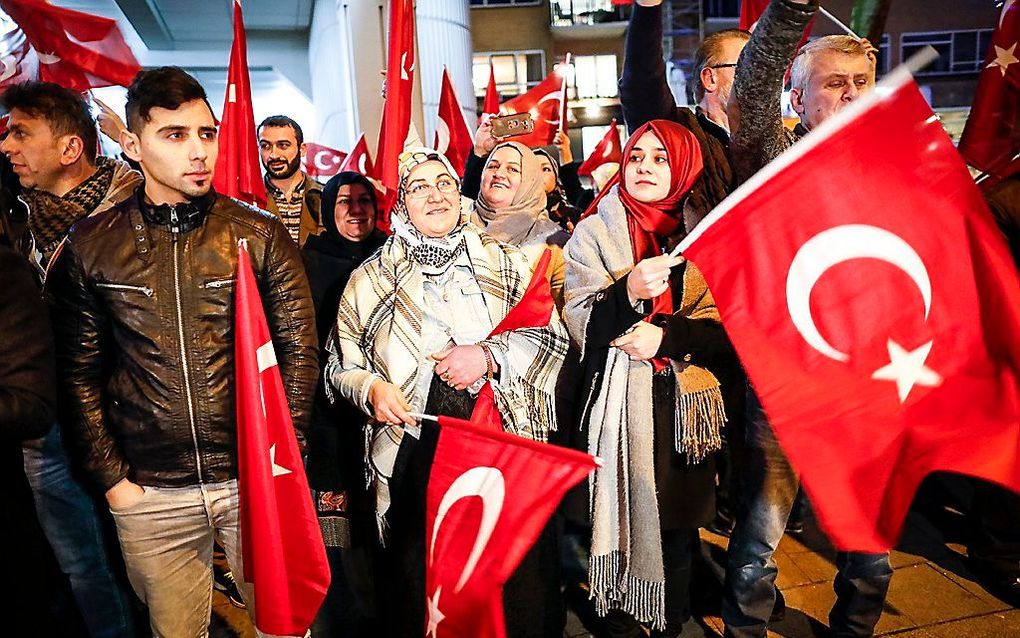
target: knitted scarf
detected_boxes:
[563,187,725,630]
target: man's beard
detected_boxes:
[265,155,302,180]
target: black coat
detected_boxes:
[575,263,739,529]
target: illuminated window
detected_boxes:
[473,51,546,97]
[901,30,994,76]
[572,54,618,99]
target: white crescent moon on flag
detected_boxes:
[1002,0,1017,28]
[785,224,932,362]
[313,150,338,172]
[37,52,61,65]
[0,55,16,83]
[358,154,368,174]
[535,91,562,125]
[428,466,505,593]
[435,117,451,153]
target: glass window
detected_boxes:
[471,0,541,6]
[703,0,740,18]
[572,54,618,99]
[550,0,628,26]
[472,51,547,97]
[901,30,994,76]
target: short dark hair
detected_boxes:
[693,29,751,102]
[0,81,99,163]
[125,66,212,133]
[257,115,303,147]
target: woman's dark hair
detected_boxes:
[125,67,212,133]
[320,172,378,237]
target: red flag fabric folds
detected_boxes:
[469,249,555,429]
[212,1,266,209]
[338,134,375,177]
[235,241,330,635]
[0,0,140,91]
[959,1,1020,183]
[483,62,500,117]
[678,69,1020,552]
[577,118,623,177]
[499,70,566,148]
[376,0,416,195]
[302,142,347,179]
[425,415,598,638]
[434,68,474,177]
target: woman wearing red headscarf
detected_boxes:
[563,120,738,636]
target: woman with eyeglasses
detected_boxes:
[563,120,738,637]
[325,149,570,637]
[472,141,570,310]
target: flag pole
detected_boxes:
[410,412,439,422]
[558,52,571,133]
[818,6,860,39]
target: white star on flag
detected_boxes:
[988,42,1019,77]
[269,443,292,477]
[871,339,943,403]
[228,82,237,103]
[426,586,445,637]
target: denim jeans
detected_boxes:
[23,425,136,638]
[722,391,893,638]
[110,479,302,638]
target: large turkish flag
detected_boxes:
[499,70,566,148]
[235,241,330,634]
[425,416,597,638]
[679,69,1020,552]
[434,68,474,178]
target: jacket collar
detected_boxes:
[138,187,216,233]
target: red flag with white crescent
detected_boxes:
[302,142,347,179]
[434,68,474,177]
[212,1,267,208]
[678,68,1020,552]
[424,416,597,638]
[235,241,330,634]
[577,118,623,177]
[959,0,1020,183]
[376,0,415,195]
[0,0,140,91]
[499,70,565,148]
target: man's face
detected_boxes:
[702,36,748,108]
[258,125,303,180]
[792,50,875,130]
[121,99,218,204]
[1,108,71,192]
[334,183,376,242]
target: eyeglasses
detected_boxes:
[709,63,738,69]
[405,177,459,200]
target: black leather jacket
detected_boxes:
[48,189,318,490]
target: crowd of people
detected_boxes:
[1,0,1017,637]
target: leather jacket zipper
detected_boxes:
[95,282,154,296]
[170,206,204,481]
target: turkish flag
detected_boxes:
[376,0,415,196]
[212,1,267,209]
[302,142,347,179]
[959,1,1020,183]
[499,70,566,148]
[425,415,598,638]
[434,68,473,177]
[235,241,330,634]
[577,118,623,177]
[0,23,37,89]
[338,134,375,177]
[483,62,500,117]
[678,69,1020,552]
[470,249,555,429]
[0,0,140,91]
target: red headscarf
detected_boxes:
[618,120,703,368]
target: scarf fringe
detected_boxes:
[674,384,726,463]
[493,382,557,441]
[589,551,666,631]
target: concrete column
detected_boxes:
[415,0,475,145]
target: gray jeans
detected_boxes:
[110,479,297,638]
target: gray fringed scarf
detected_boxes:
[562,188,726,629]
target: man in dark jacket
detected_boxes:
[259,115,324,247]
[48,66,318,636]
[1,82,141,637]
[722,2,892,638]
[620,0,748,230]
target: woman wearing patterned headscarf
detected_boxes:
[563,120,739,636]
[473,141,570,309]
[325,148,570,637]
